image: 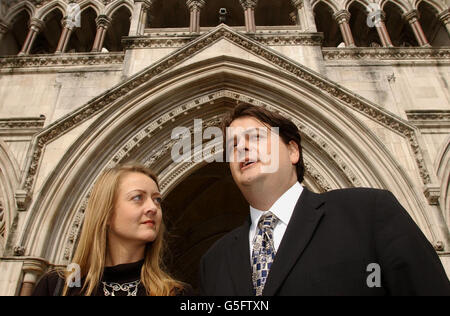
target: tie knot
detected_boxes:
[258,212,278,231]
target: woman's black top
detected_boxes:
[32,259,193,296]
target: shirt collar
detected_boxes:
[250,182,303,226]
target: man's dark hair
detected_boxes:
[222,103,305,183]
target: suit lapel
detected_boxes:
[226,217,254,296]
[263,187,325,296]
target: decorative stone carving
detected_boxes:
[304,161,332,192]
[123,36,194,49]
[322,47,450,60]
[0,200,4,239]
[15,190,31,212]
[406,110,450,122]
[239,0,258,10]
[423,186,440,205]
[0,117,45,130]
[254,33,323,46]
[19,25,434,211]
[13,245,25,256]
[0,52,125,70]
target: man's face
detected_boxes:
[226,116,299,190]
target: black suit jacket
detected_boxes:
[199,187,450,295]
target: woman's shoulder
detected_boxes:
[32,270,65,296]
[174,283,197,296]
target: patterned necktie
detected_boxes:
[251,212,279,296]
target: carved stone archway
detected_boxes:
[12,26,445,285]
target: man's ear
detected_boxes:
[288,140,300,165]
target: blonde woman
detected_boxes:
[33,163,191,296]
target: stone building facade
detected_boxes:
[0,0,449,295]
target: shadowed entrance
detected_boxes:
[163,162,249,291]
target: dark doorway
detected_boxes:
[163,162,249,292]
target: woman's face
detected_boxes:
[108,172,163,246]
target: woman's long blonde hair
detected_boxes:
[62,163,185,296]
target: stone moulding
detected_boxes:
[0,117,45,130]
[406,110,450,122]
[20,25,434,210]
[122,36,194,49]
[0,52,125,70]
[322,47,450,61]
[122,32,323,49]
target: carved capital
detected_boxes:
[13,245,25,256]
[96,15,112,28]
[333,10,351,24]
[30,18,45,32]
[186,0,205,11]
[61,16,76,30]
[423,185,440,205]
[403,9,420,23]
[15,190,31,212]
[239,0,258,10]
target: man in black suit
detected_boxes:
[199,104,450,296]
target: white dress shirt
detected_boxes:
[249,182,303,261]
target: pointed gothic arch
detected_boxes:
[413,0,446,13]
[34,0,66,21]
[104,0,133,18]
[380,0,412,13]
[6,29,439,291]
[4,1,35,24]
[17,54,433,267]
[0,140,20,256]
[313,0,343,47]
[436,137,450,229]
[311,0,340,12]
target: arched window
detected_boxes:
[66,7,97,53]
[255,0,296,26]
[200,0,244,27]
[313,1,343,47]
[104,6,132,52]
[31,9,63,54]
[148,0,189,28]
[418,1,450,46]
[384,1,418,46]
[0,10,30,55]
[348,1,381,47]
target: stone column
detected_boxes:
[374,11,393,47]
[0,21,8,42]
[129,0,152,36]
[186,0,205,33]
[333,10,355,47]
[291,0,317,32]
[19,259,47,296]
[239,0,258,33]
[55,17,76,53]
[438,9,450,38]
[18,18,45,55]
[403,9,430,47]
[91,15,112,52]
